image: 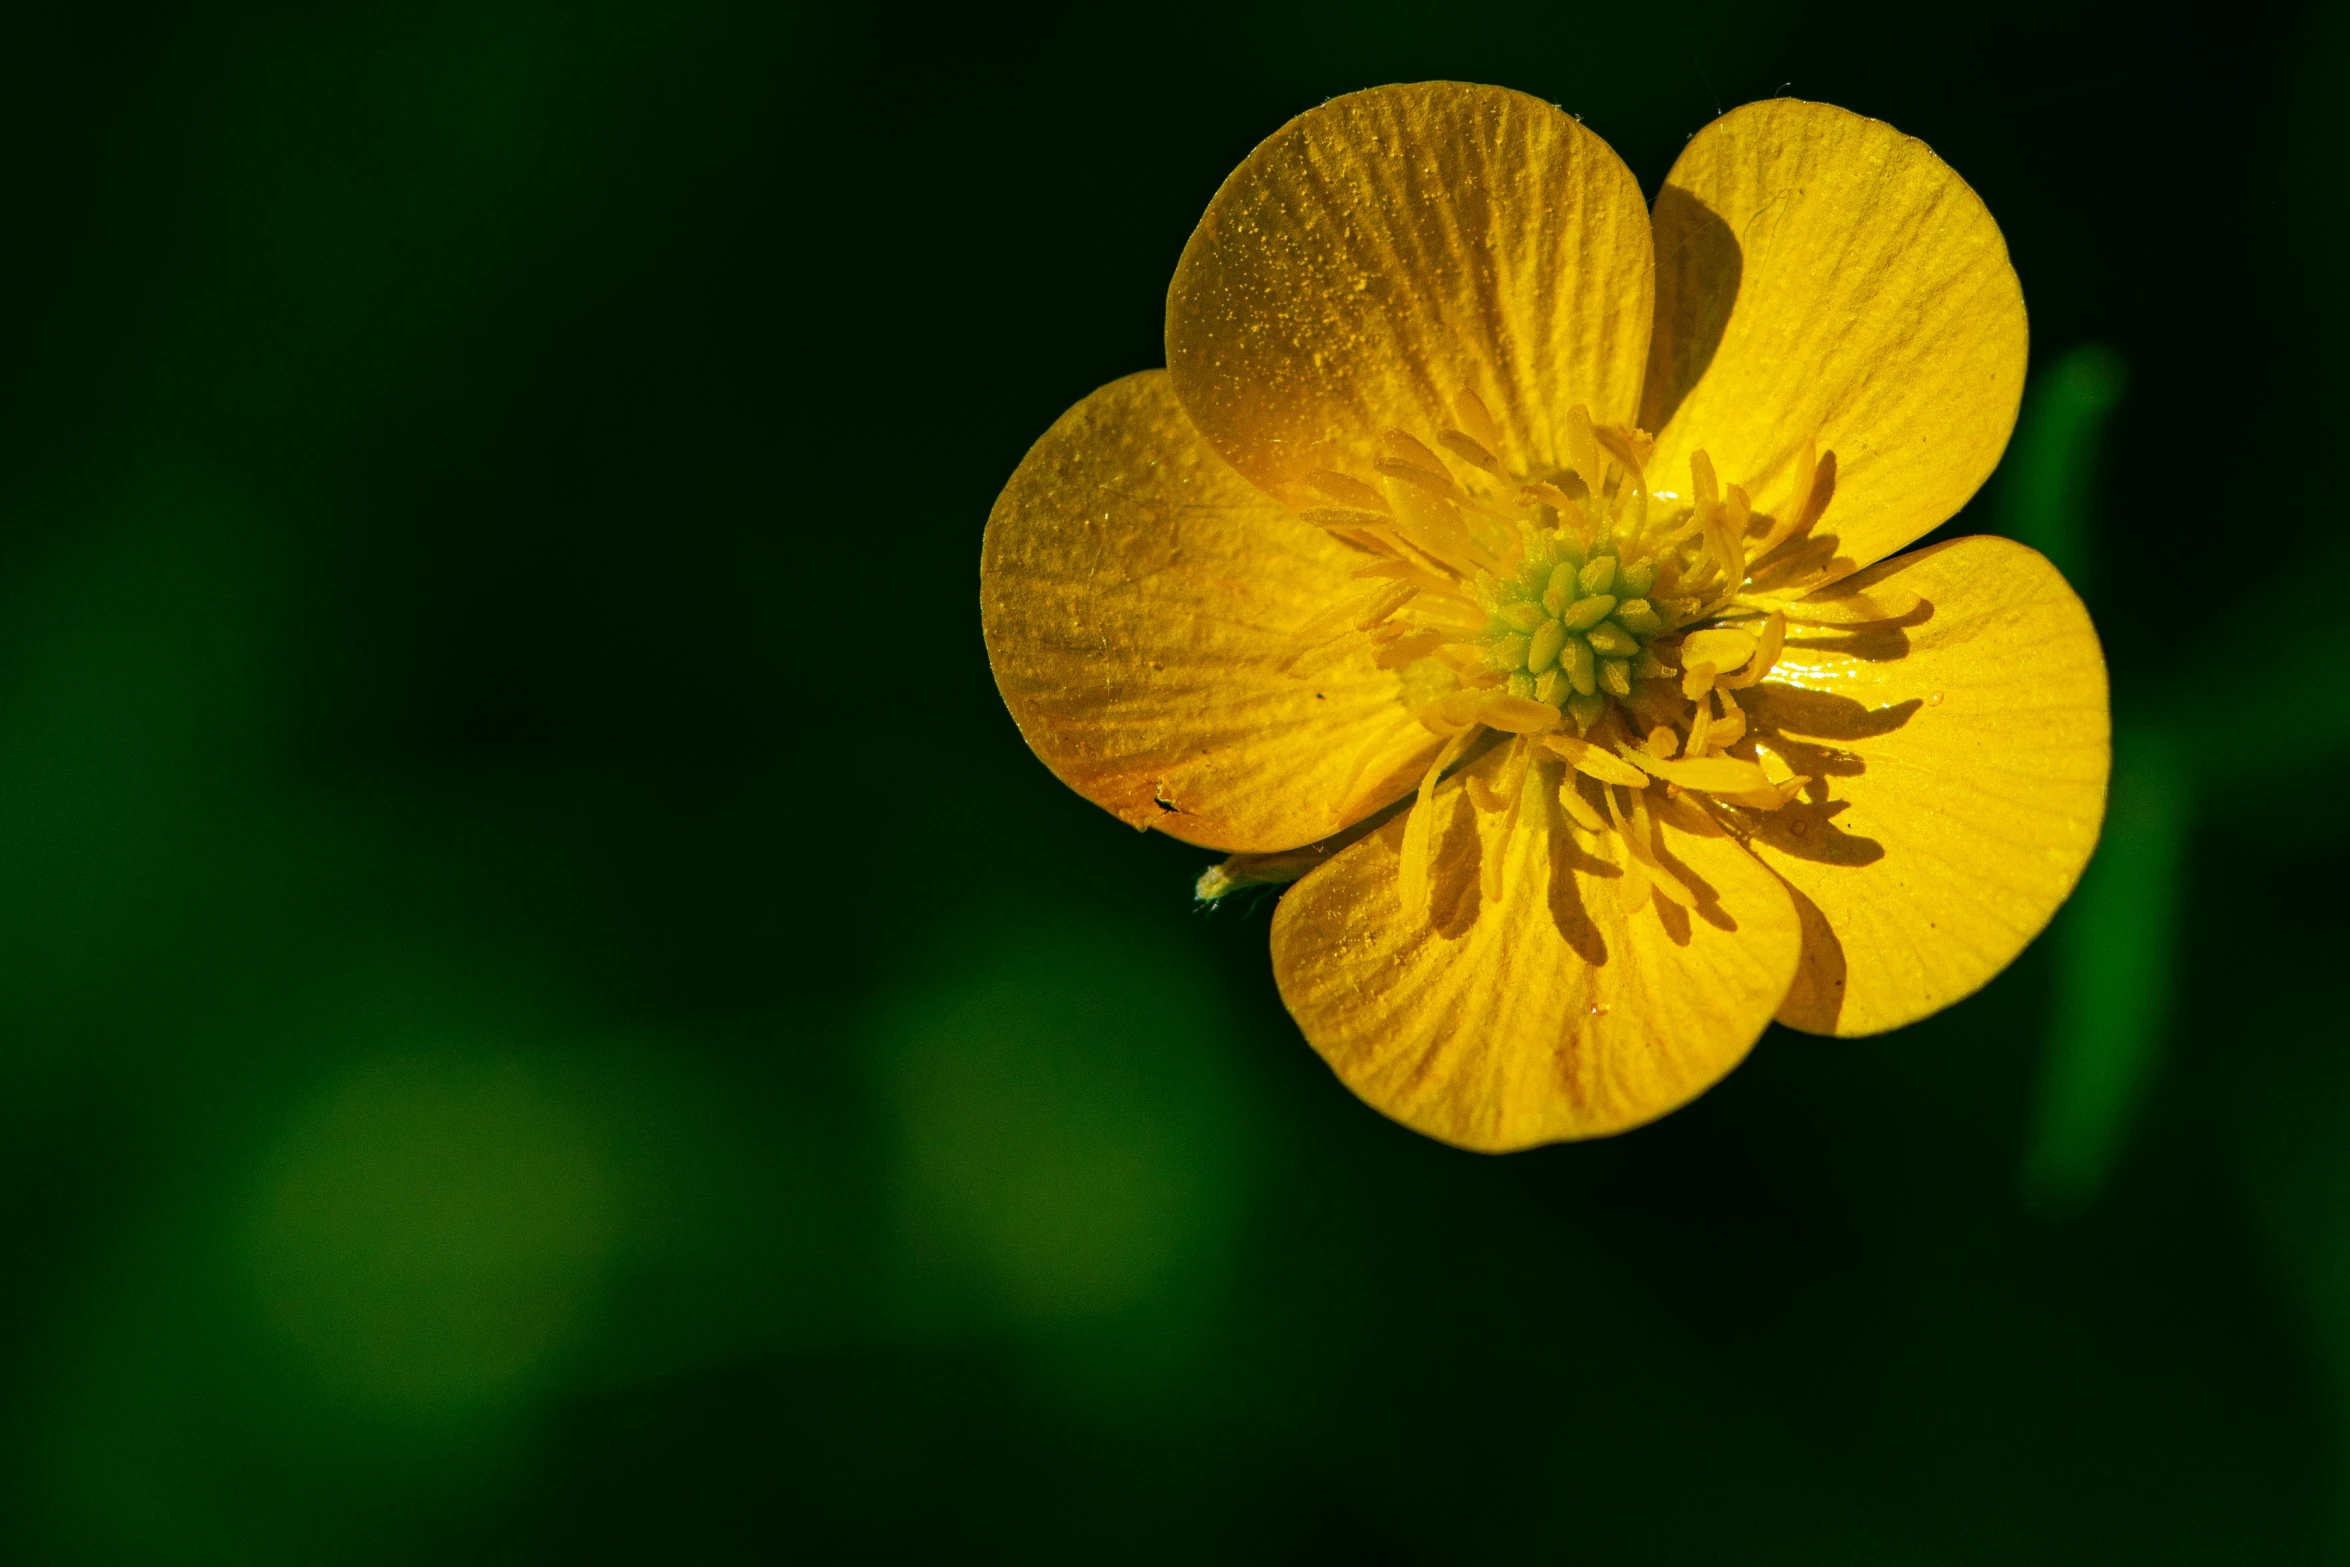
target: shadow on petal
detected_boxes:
[1652,818,1735,936]
[1641,184,1742,434]
[1745,686,1924,742]
[1774,875,1849,1032]
[1430,791,1486,939]
[1740,797,1884,868]
[1544,819,1610,966]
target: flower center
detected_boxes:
[1268,388,1840,919]
[1479,520,1672,728]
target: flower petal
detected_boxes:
[981,370,1437,854]
[1644,100,2027,581]
[1735,534,2108,1036]
[1166,82,1653,498]
[1271,752,1800,1151]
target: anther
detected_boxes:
[1557,775,1604,832]
[1453,388,1504,455]
[1439,430,1502,474]
[1375,630,1446,668]
[1305,470,1394,515]
[1356,580,1418,628]
[1682,626,1758,674]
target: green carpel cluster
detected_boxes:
[1478,527,1691,731]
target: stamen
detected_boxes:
[1298,505,1393,535]
[1564,405,1600,498]
[1478,695,1562,734]
[1375,630,1446,668]
[1620,748,1774,795]
[1453,388,1505,455]
[1718,610,1787,689]
[1350,560,1465,596]
[1413,596,1491,630]
[1379,459,1471,506]
[1748,442,1834,562]
[1305,470,1394,515]
[1520,480,1582,519]
[1684,690,1714,758]
[1605,786,1650,911]
[1378,429,1460,482]
[1683,626,1759,676]
[1538,733,1649,787]
[1627,791,1697,907]
[1480,737,1533,903]
[1356,580,1418,628]
[1278,586,1392,672]
[1556,773,1605,832]
[1723,483,1752,539]
[1416,689,1489,736]
[1397,727,1474,917]
[1331,729,1397,820]
[1439,429,1503,474]
[1593,425,1649,542]
[1707,688,1748,747]
[1383,484,1491,579]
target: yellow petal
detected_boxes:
[1644,100,2026,582]
[981,371,1437,853]
[1735,535,2108,1035]
[1270,755,1801,1151]
[1166,82,1653,498]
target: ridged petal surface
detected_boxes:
[981,371,1437,853]
[1272,751,1800,1151]
[1736,535,2109,1035]
[1166,82,1653,498]
[1644,99,2027,583]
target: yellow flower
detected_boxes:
[979,84,2109,1151]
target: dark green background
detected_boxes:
[0,1,2336,1560]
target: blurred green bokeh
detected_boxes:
[0,1,2341,1562]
